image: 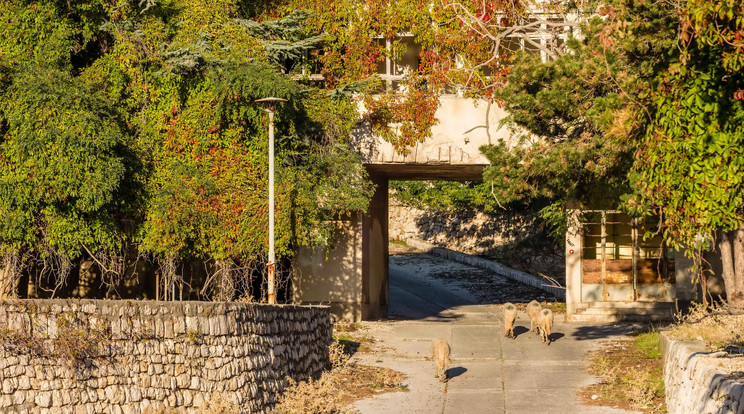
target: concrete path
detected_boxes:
[352,253,639,414]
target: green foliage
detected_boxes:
[0,67,129,258]
[262,0,545,154]
[479,0,682,233]
[0,0,375,295]
[683,0,744,71]
[0,1,76,69]
[482,30,631,229]
[390,180,496,212]
[632,42,744,247]
[605,0,744,249]
[634,331,662,360]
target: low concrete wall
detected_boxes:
[661,332,744,414]
[405,238,565,299]
[0,299,331,413]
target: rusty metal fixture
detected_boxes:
[256,97,288,304]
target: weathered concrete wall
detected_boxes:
[293,215,364,321]
[352,96,513,165]
[661,332,744,414]
[292,173,390,323]
[565,210,582,316]
[0,299,331,413]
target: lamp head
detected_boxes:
[255,97,288,112]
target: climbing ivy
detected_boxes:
[0,0,374,297]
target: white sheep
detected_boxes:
[503,302,517,339]
[538,308,554,344]
[431,338,452,382]
[527,300,541,335]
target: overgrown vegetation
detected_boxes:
[670,302,744,349]
[143,393,240,414]
[471,0,744,305]
[583,330,666,413]
[0,313,111,367]
[272,323,407,414]
[0,0,375,300]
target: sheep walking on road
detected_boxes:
[503,303,517,339]
[538,308,554,344]
[431,339,452,382]
[527,300,541,334]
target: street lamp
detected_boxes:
[255,97,287,304]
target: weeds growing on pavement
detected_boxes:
[273,324,407,414]
[582,330,666,413]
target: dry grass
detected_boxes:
[272,325,407,414]
[143,393,239,414]
[670,302,744,348]
[271,362,407,414]
[271,375,358,414]
[581,331,666,413]
[332,323,378,355]
[541,301,566,314]
[328,339,351,370]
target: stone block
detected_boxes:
[173,317,186,335]
[35,391,53,408]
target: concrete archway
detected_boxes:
[292,96,505,321]
[292,163,487,321]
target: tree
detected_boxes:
[476,0,678,235]
[627,0,744,307]
[0,0,375,300]
[479,0,744,306]
[258,0,579,154]
[0,68,132,297]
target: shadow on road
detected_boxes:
[388,252,561,322]
[571,323,646,341]
[548,332,565,343]
[512,326,530,338]
[446,366,467,380]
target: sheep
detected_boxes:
[538,308,554,344]
[503,302,517,339]
[431,338,452,382]
[527,300,542,335]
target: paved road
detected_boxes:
[352,253,639,414]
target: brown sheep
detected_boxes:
[431,339,452,382]
[538,308,554,344]
[503,302,517,339]
[526,300,541,334]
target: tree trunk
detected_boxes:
[732,229,744,308]
[719,230,744,309]
[213,259,234,302]
[161,255,178,301]
[0,252,21,299]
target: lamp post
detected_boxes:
[255,97,287,304]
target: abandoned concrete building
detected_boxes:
[291,19,712,323]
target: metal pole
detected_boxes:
[268,109,276,304]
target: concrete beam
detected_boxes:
[365,163,488,181]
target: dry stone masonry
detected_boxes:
[661,332,744,414]
[388,204,537,254]
[0,299,331,413]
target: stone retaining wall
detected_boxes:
[388,204,536,254]
[0,299,331,413]
[661,332,744,414]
